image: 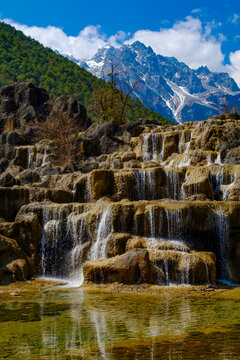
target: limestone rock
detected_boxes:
[126,237,145,251]
[0,171,15,187]
[112,158,123,169]
[90,169,114,200]
[0,158,9,173]
[162,133,180,161]
[0,82,49,130]
[0,131,27,159]
[0,234,30,285]
[0,186,30,221]
[7,259,29,282]
[149,249,217,285]
[105,233,131,258]
[121,151,136,162]
[183,167,214,200]
[124,159,142,169]
[19,169,40,184]
[83,249,158,284]
[49,95,91,130]
[113,172,136,201]
[13,146,36,168]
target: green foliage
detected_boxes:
[0,22,172,125]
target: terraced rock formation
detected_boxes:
[0,83,240,286]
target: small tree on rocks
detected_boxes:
[35,112,82,166]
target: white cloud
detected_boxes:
[229,14,240,24]
[108,31,129,47]
[192,8,201,14]
[2,16,240,87]
[126,17,226,72]
[2,18,110,60]
[126,16,240,86]
[226,51,240,86]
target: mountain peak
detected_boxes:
[80,41,240,123]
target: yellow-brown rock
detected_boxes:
[105,233,131,258]
[113,171,136,201]
[183,167,214,200]
[148,249,216,285]
[90,169,114,200]
[0,234,30,285]
[83,249,158,284]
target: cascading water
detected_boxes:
[37,119,234,288]
[135,169,157,200]
[90,206,113,261]
[165,170,182,200]
[165,209,184,240]
[151,133,158,162]
[40,204,113,286]
[214,207,230,281]
[41,149,47,166]
[165,155,191,169]
[41,206,71,278]
[142,133,163,163]
[85,175,92,202]
[135,170,146,200]
[27,147,34,168]
[67,212,89,285]
[210,167,235,200]
[142,134,151,162]
[142,206,207,286]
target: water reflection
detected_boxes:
[0,289,240,359]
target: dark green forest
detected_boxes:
[0,22,172,124]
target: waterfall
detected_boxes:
[151,134,158,161]
[214,207,230,280]
[184,141,191,154]
[40,207,69,278]
[149,206,156,238]
[84,175,92,202]
[90,206,113,260]
[180,255,190,285]
[165,209,183,240]
[210,167,235,200]
[166,155,191,169]
[41,149,47,166]
[215,153,222,165]
[187,183,200,197]
[142,133,163,163]
[135,170,146,200]
[67,212,89,285]
[165,170,182,200]
[147,170,157,200]
[135,169,157,200]
[40,204,113,285]
[142,134,152,162]
[27,147,34,168]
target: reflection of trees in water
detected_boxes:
[37,292,240,359]
[1,291,239,359]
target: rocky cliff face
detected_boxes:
[0,83,240,286]
[79,41,240,124]
[0,82,91,133]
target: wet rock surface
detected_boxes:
[0,85,240,286]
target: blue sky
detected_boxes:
[1,0,240,84]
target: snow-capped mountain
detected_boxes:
[77,41,240,123]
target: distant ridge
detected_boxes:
[0,22,171,124]
[79,41,240,123]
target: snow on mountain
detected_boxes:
[78,41,240,123]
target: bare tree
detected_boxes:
[35,112,82,166]
[91,63,141,123]
[219,98,239,116]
